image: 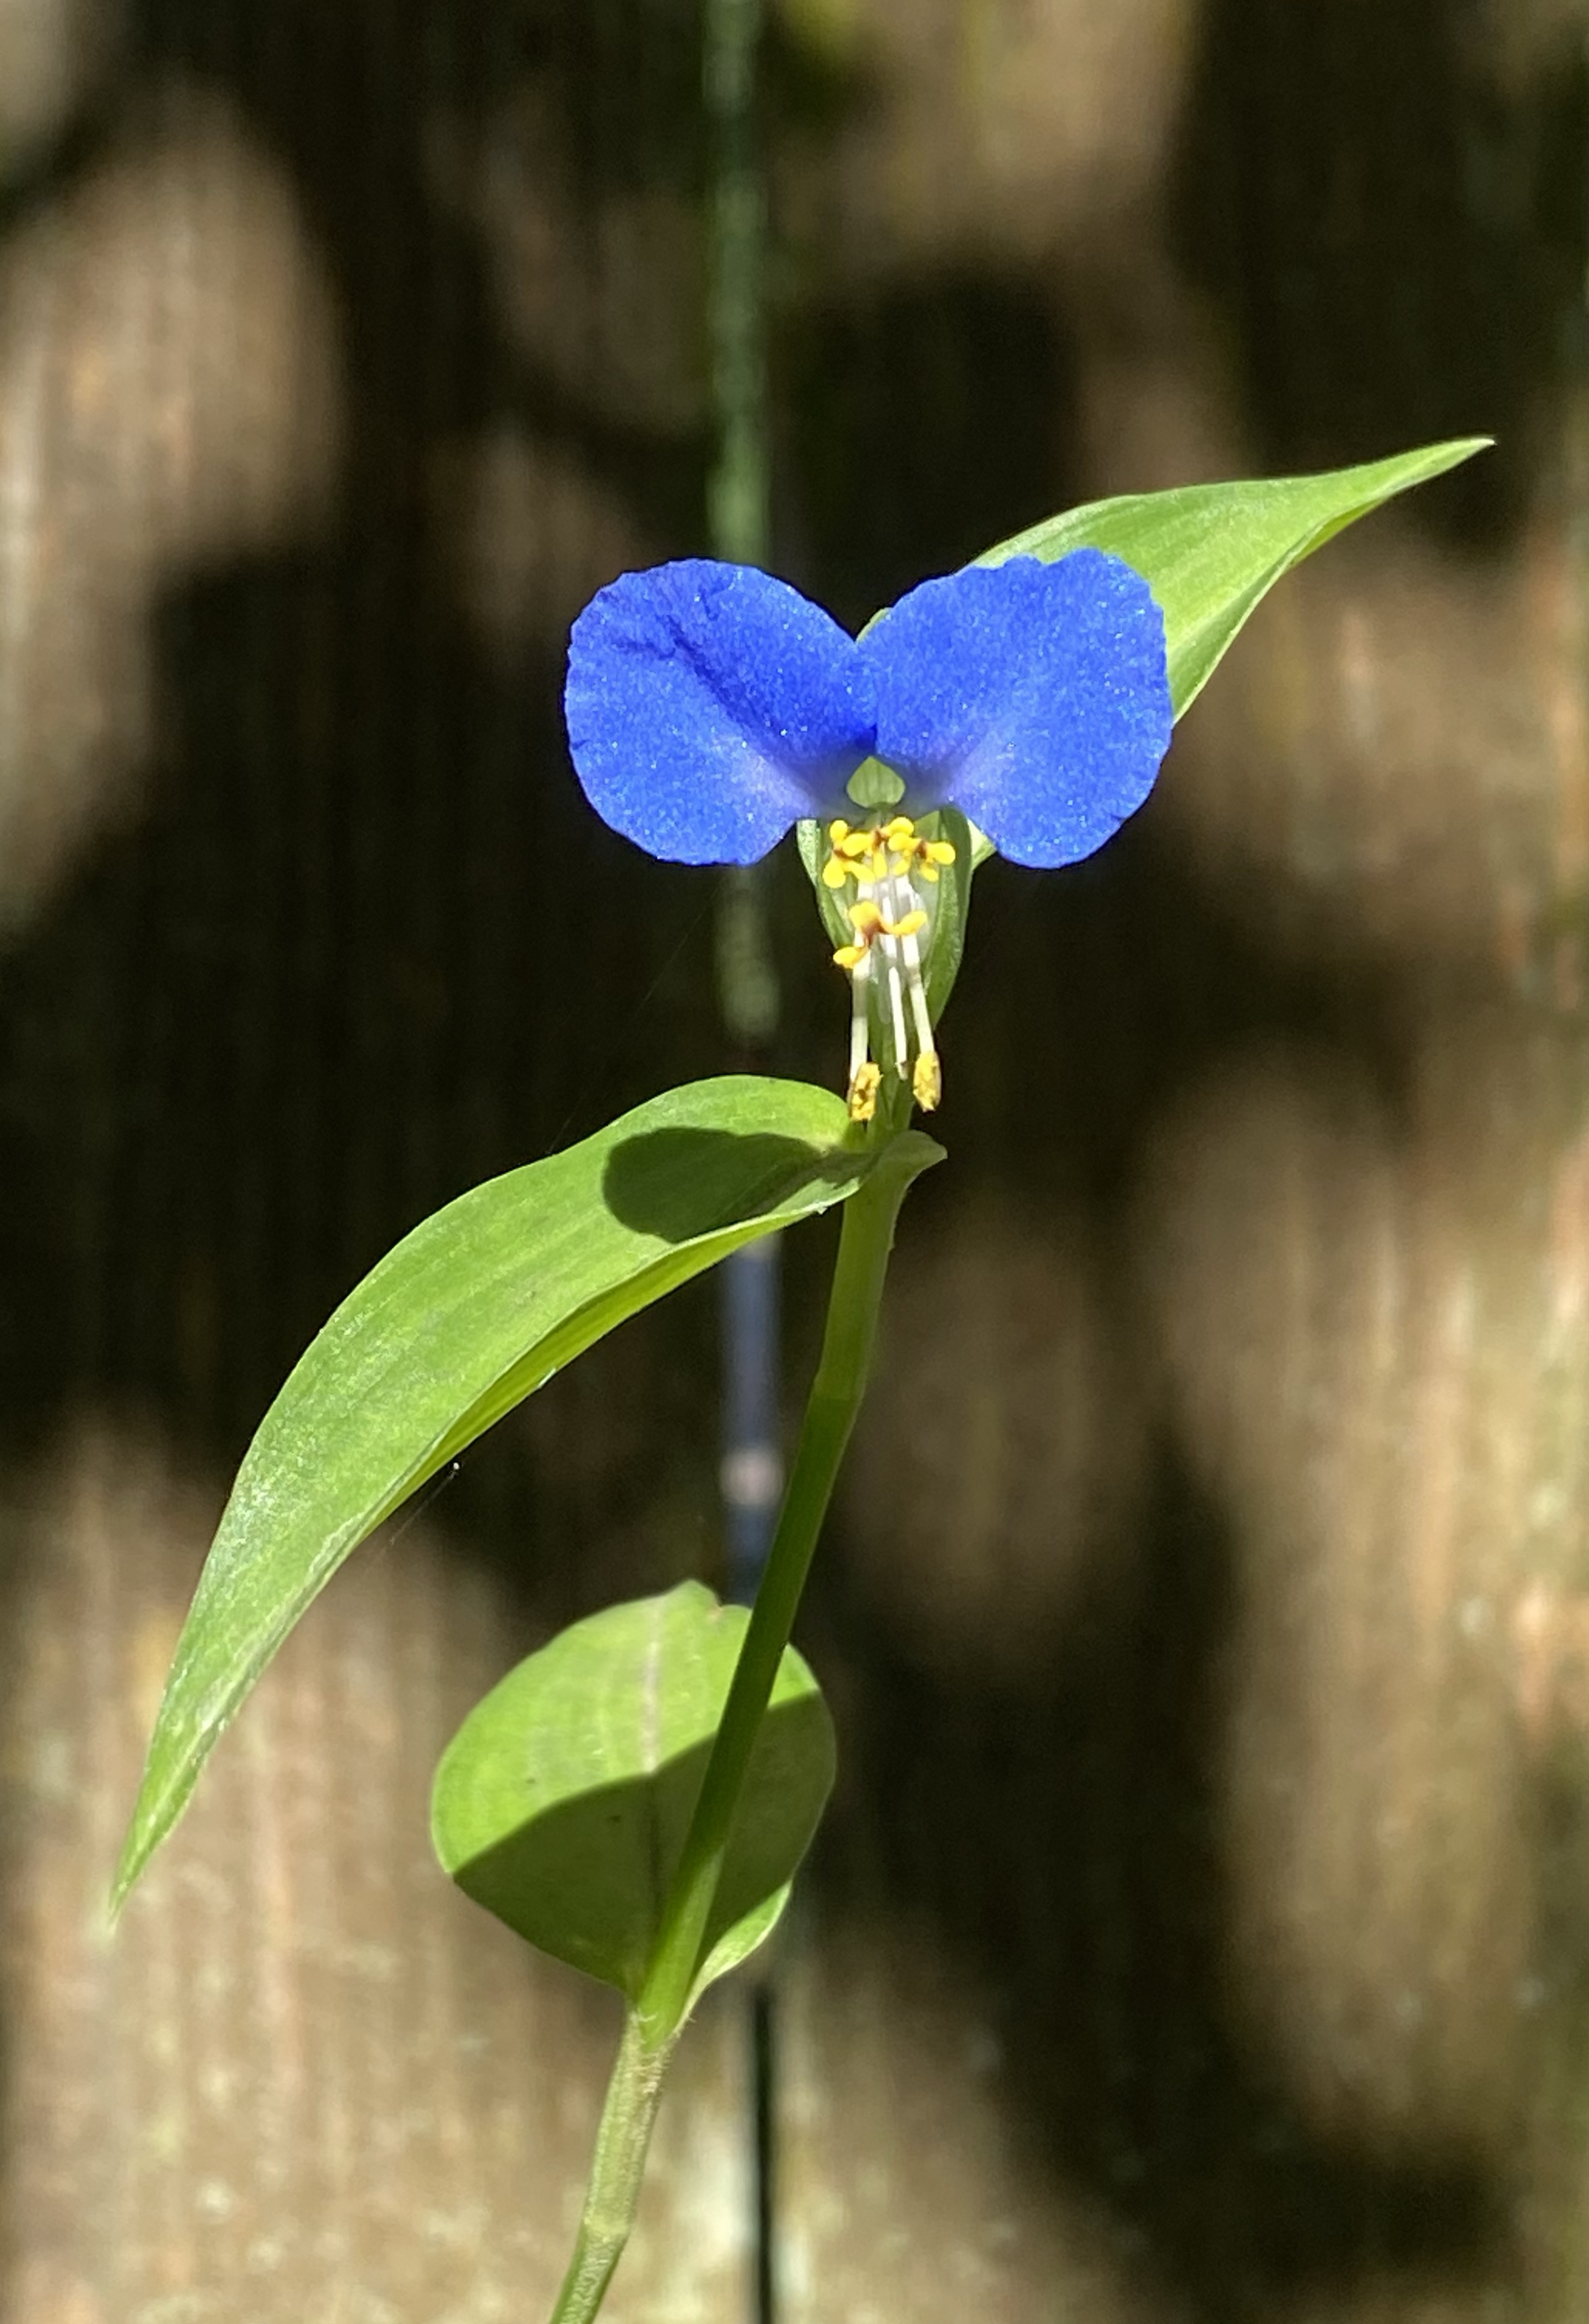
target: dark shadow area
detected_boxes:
[602,1126,857,1242]
[779,266,1083,625]
[1170,0,1588,545]
[931,807,1417,1220]
[0,557,724,1461]
[810,1442,1512,2323]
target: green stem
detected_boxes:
[547,2012,677,2324]
[637,1130,936,2043]
[543,1127,939,2324]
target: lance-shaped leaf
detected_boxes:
[432,1581,835,2004]
[797,443,1486,988]
[981,436,1490,717]
[114,1078,876,1913]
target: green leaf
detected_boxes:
[432,1582,836,2003]
[980,437,1490,718]
[114,1078,878,1915]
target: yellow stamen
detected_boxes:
[822,816,956,897]
[847,1061,882,1121]
[897,834,955,874]
[822,809,948,1121]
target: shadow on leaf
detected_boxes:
[442,1690,834,1998]
[601,1126,856,1243]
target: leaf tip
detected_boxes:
[106,1835,143,1927]
[108,1770,185,1925]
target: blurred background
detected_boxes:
[0,1,1586,2318]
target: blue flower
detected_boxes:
[563,551,1172,1116]
[565,551,1171,869]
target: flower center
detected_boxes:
[822,817,956,1120]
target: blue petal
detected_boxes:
[863,552,1173,867]
[565,560,875,865]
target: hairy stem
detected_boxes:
[546,2013,676,2324]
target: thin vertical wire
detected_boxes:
[705,0,780,1596]
[705,0,771,572]
[704,4,783,2321]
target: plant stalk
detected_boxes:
[543,1125,938,2324]
[637,1132,936,2044]
[546,2013,677,2324]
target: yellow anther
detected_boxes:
[847,1061,882,1121]
[823,818,907,889]
[835,898,925,953]
[878,828,957,886]
[834,899,888,973]
[910,834,956,867]
[912,1049,942,1111]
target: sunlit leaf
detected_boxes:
[114,1078,879,1913]
[982,437,1490,717]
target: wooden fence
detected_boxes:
[0,2,1584,2318]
